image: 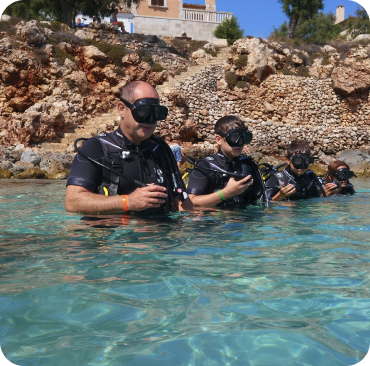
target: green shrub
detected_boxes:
[85,39,126,67]
[322,58,331,65]
[234,54,248,68]
[114,67,125,76]
[236,80,249,89]
[142,53,153,62]
[64,78,76,89]
[205,49,217,57]
[136,49,145,58]
[214,16,244,45]
[277,69,296,76]
[6,28,16,37]
[53,31,86,46]
[225,71,238,88]
[188,40,207,53]
[151,62,164,72]
[296,66,310,77]
[54,46,74,64]
[50,21,63,32]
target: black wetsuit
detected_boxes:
[67,127,179,212]
[186,149,264,207]
[265,166,322,201]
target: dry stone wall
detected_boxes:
[161,65,370,156]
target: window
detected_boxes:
[151,0,165,6]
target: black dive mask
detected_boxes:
[219,128,253,147]
[330,168,356,182]
[290,154,316,169]
[120,97,168,124]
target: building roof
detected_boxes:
[183,3,207,10]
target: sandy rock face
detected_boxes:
[331,67,370,96]
[309,59,334,79]
[15,20,46,47]
[230,38,276,84]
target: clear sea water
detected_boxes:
[1,179,370,366]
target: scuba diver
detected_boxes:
[324,160,356,196]
[265,140,328,201]
[65,81,192,214]
[186,116,267,208]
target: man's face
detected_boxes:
[286,151,309,176]
[118,83,159,145]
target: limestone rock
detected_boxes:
[309,59,334,79]
[191,49,210,65]
[20,149,41,166]
[0,38,13,50]
[331,67,370,96]
[230,37,276,84]
[322,45,337,54]
[83,46,109,61]
[122,53,141,66]
[338,149,370,176]
[75,29,95,40]
[1,15,11,21]
[15,20,46,46]
[353,34,370,43]
[64,71,89,94]
[203,43,216,52]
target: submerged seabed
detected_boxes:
[0,179,370,366]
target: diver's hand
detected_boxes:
[272,183,296,201]
[127,185,167,211]
[324,183,340,196]
[222,176,253,198]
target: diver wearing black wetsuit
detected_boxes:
[187,149,264,207]
[67,127,180,213]
[265,166,322,201]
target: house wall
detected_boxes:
[133,15,219,42]
[136,0,181,19]
[205,0,216,11]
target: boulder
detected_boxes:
[122,53,140,66]
[322,45,337,54]
[1,15,11,21]
[75,29,95,40]
[20,149,41,166]
[191,49,210,65]
[338,149,370,176]
[82,46,109,61]
[230,37,276,84]
[203,43,216,52]
[64,71,89,94]
[0,38,13,50]
[353,34,370,43]
[15,20,46,47]
[309,58,334,79]
[331,67,370,96]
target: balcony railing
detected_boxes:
[182,9,232,23]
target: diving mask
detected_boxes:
[289,154,316,170]
[120,97,168,124]
[219,128,253,147]
[330,168,356,182]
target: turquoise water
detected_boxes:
[1,179,370,366]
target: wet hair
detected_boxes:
[286,140,311,158]
[214,116,246,135]
[328,160,349,172]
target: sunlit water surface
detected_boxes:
[1,179,370,366]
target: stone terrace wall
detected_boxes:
[161,67,370,155]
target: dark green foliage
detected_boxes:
[52,32,86,46]
[225,71,238,88]
[309,52,329,64]
[136,49,145,58]
[234,54,248,68]
[346,6,370,39]
[151,63,164,72]
[54,46,74,64]
[114,67,125,76]
[3,0,142,30]
[65,78,76,89]
[279,0,324,39]
[50,20,63,31]
[85,39,126,67]
[142,54,153,63]
[322,58,330,65]
[214,16,244,45]
[270,11,341,44]
[236,80,249,89]
[296,66,310,77]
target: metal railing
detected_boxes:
[182,9,232,23]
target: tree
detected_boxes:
[4,0,142,29]
[278,0,324,39]
[214,16,244,45]
[346,6,370,39]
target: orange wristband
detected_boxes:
[122,195,129,211]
